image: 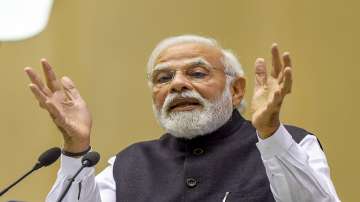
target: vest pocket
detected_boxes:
[223,194,266,202]
[219,188,273,202]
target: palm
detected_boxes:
[25,59,92,152]
[49,90,91,140]
[250,44,293,138]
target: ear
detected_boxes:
[230,76,246,107]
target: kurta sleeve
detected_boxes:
[256,124,340,202]
[46,155,116,202]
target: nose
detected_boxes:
[169,71,193,93]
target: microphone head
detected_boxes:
[81,151,100,167]
[38,147,61,167]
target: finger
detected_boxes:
[24,67,52,96]
[268,90,283,110]
[282,52,292,68]
[281,67,292,95]
[28,83,48,105]
[254,58,268,87]
[277,52,291,84]
[41,59,62,92]
[278,71,284,84]
[61,76,81,100]
[271,43,282,78]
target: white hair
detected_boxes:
[147,34,246,113]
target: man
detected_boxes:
[25,35,340,201]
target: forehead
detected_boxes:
[155,43,224,69]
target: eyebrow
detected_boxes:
[153,57,213,72]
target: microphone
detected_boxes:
[56,151,100,202]
[0,147,61,197]
[81,151,100,167]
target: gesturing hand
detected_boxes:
[251,44,292,139]
[25,59,92,153]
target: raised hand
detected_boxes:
[251,44,292,139]
[25,59,92,153]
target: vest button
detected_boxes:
[186,177,198,188]
[193,148,204,155]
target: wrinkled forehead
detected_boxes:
[153,43,225,71]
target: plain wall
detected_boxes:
[0,0,358,201]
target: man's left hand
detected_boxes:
[251,43,292,139]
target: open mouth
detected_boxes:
[168,97,202,112]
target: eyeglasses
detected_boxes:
[149,65,235,87]
[150,65,215,86]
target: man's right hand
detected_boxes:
[25,59,92,153]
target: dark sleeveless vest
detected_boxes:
[113,110,313,202]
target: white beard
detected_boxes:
[153,85,234,139]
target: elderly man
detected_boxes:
[25,35,339,201]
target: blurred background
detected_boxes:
[0,0,358,201]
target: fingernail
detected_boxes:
[256,58,264,62]
[62,76,72,82]
[255,58,264,65]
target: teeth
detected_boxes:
[167,97,201,111]
[171,102,198,109]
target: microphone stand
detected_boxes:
[0,163,42,197]
[56,164,86,202]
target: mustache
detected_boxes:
[162,91,205,113]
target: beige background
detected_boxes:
[0,0,358,201]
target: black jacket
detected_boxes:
[113,110,311,202]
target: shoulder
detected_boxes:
[112,139,159,170]
[112,135,173,173]
[245,119,322,148]
[283,124,315,143]
[114,134,171,159]
[116,139,161,156]
[283,124,323,150]
[244,119,315,144]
